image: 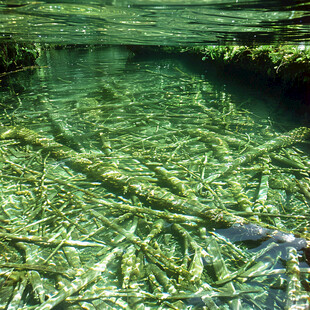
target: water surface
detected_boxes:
[1,0,309,45]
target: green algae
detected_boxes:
[0,43,39,73]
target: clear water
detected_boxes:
[1,1,310,308]
[0,0,309,45]
[1,46,309,309]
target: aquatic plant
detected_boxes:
[0,42,39,73]
[200,45,310,89]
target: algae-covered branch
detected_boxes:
[0,45,310,309]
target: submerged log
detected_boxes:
[1,125,310,238]
[204,126,310,183]
[0,126,250,228]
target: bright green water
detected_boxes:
[1,2,310,310]
[1,0,309,45]
[0,47,309,309]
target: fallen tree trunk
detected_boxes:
[1,125,309,238]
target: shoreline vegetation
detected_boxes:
[1,42,310,92]
[0,43,40,74]
[2,43,309,118]
[128,45,310,117]
[0,43,90,77]
[127,44,310,88]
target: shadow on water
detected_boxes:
[128,48,309,129]
[198,61,310,128]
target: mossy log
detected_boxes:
[1,125,310,236]
[204,126,310,183]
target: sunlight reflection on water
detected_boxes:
[0,0,309,45]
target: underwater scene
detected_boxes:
[0,0,310,308]
[0,46,309,309]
